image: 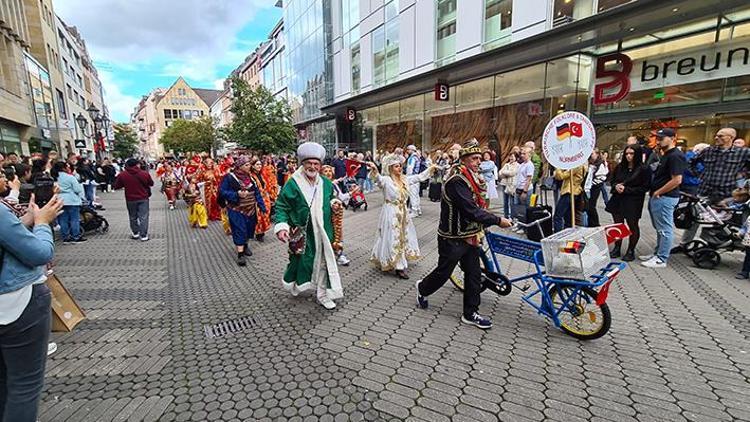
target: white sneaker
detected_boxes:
[131,233,140,239]
[318,298,336,310]
[638,254,655,261]
[47,342,57,356]
[641,256,667,268]
[337,254,351,266]
[140,236,149,241]
[169,205,175,210]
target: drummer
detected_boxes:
[415,139,513,329]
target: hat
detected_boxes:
[459,138,483,158]
[297,142,326,163]
[381,153,405,170]
[655,128,676,138]
[234,155,251,169]
[287,157,298,165]
[406,144,417,152]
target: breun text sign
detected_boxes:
[593,39,750,105]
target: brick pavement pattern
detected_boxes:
[38,185,750,421]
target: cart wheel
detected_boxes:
[683,239,708,257]
[550,286,611,340]
[100,220,109,233]
[449,264,488,293]
[692,248,721,269]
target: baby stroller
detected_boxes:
[81,205,109,234]
[345,178,368,211]
[674,193,748,269]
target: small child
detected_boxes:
[183,178,208,229]
[735,215,750,279]
[707,187,749,222]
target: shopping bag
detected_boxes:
[47,273,86,332]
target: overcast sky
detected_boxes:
[55,0,282,122]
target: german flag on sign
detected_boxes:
[556,123,572,141]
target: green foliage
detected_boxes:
[160,116,216,154]
[112,123,139,159]
[225,77,297,154]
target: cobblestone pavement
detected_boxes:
[38,186,750,422]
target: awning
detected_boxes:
[321,0,749,115]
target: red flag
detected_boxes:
[345,159,361,178]
[604,223,632,244]
[570,122,583,137]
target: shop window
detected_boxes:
[597,0,634,13]
[553,0,593,27]
[436,0,457,64]
[484,0,512,50]
[372,26,386,87]
[351,41,361,92]
[724,75,750,102]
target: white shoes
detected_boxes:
[641,256,667,268]
[47,342,57,356]
[638,254,654,261]
[131,233,140,239]
[337,254,351,266]
[318,297,336,310]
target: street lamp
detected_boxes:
[75,103,108,160]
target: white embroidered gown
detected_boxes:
[370,168,431,271]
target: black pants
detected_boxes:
[418,237,482,318]
[742,247,750,275]
[586,185,603,227]
[0,283,51,422]
[612,213,641,253]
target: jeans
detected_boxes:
[586,185,603,227]
[364,177,373,192]
[649,196,679,262]
[126,200,150,237]
[84,183,96,207]
[58,205,81,241]
[554,194,573,232]
[601,184,610,205]
[502,191,513,218]
[418,237,483,318]
[0,283,51,422]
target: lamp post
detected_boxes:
[75,103,109,161]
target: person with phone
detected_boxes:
[0,170,63,422]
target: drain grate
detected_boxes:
[204,315,264,338]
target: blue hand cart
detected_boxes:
[450,214,627,340]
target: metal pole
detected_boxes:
[570,168,576,228]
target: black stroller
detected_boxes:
[674,193,748,269]
[81,205,109,234]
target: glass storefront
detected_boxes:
[0,121,22,155]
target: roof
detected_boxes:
[193,88,224,108]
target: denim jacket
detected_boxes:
[0,204,55,295]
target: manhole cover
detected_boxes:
[204,315,264,338]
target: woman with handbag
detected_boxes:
[0,170,63,422]
[499,153,519,218]
[218,156,266,267]
[606,145,651,261]
[367,155,435,279]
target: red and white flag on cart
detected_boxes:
[604,223,632,245]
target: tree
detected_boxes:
[225,77,297,154]
[160,117,216,154]
[112,123,139,159]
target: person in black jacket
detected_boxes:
[605,145,651,261]
[415,140,512,329]
[76,158,98,207]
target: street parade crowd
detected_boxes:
[1,125,750,420]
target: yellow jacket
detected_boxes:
[554,165,588,196]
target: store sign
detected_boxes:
[344,107,357,122]
[74,139,86,149]
[434,82,450,102]
[542,111,596,170]
[593,39,750,105]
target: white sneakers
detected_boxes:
[318,297,336,310]
[641,256,667,268]
[47,342,57,356]
[131,233,140,239]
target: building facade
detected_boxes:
[259,19,287,100]
[131,77,222,159]
[319,0,750,160]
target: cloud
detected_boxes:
[98,71,141,123]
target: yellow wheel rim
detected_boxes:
[551,287,605,336]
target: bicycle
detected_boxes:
[450,213,627,340]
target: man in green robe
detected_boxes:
[275,142,344,310]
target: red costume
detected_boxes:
[199,160,222,221]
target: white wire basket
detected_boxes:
[541,227,611,279]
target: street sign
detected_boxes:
[541,111,596,170]
[344,107,357,122]
[74,139,86,149]
[434,82,449,102]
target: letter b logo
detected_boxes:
[593,53,633,105]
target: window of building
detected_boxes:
[66,84,72,100]
[597,0,634,13]
[484,0,512,49]
[553,0,593,27]
[77,74,82,87]
[351,41,361,92]
[385,18,399,82]
[164,109,172,119]
[372,26,386,87]
[79,95,85,107]
[436,0,457,63]
[62,58,69,75]
[340,0,360,34]
[56,89,67,119]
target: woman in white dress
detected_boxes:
[479,151,499,206]
[367,155,435,279]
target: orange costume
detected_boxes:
[249,169,272,239]
[261,162,279,203]
[199,160,222,221]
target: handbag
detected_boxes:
[288,213,310,255]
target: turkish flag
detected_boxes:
[604,223,632,244]
[570,122,583,137]
[345,159,361,178]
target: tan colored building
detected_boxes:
[131,77,222,159]
[0,0,35,155]
[234,48,263,89]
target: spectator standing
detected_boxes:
[552,165,587,232]
[479,151,499,207]
[525,141,542,193]
[606,145,651,261]
[114,158,154,241]
[0,174,62,422]
[600,151,611,204]
[498,153,519,218]
[101,159,116,192]
[405,145,422,216]
[641,128,686,268]
[355,153,368,192]
[514,148,534,206]
[680,143,709,195]
[332,150,347,180]
[583,148,609,227]
[51,162,86,243]
[76,158,98,207]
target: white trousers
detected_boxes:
[408,183,421,215]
